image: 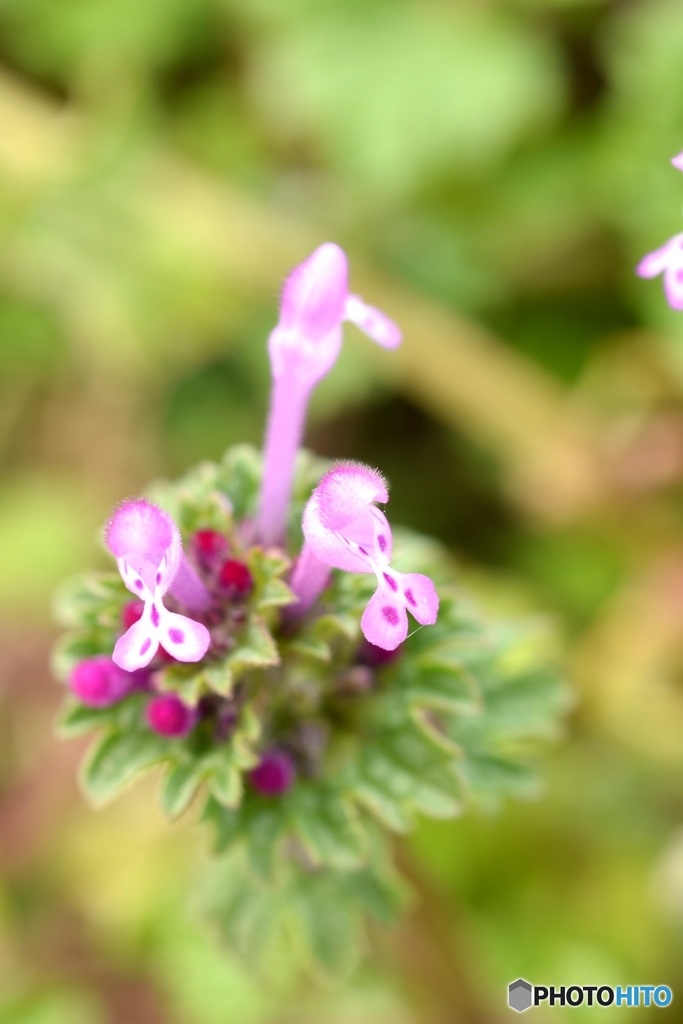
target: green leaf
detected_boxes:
[161,759,205,817]
[208,756,244,809]
[352,726,462,830]
[212,615,279,693]
[51,630,115,682]
[56,699,122,738]
[402,660,481,717]
[345,865,412,925]
[247,547,295,612]
[246,804,285,880]
[206,712,260,808]
[203,798,247,853]
[296,872,359,980]
[288,784,366,870]
[150,461,234,536]
[157,662,207,706]
[288,634,331,662]
[218,445,263,520]
[53,572,127,630]
[80,729,171,806]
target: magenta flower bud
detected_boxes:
[193,529,228,571]
[146,693,197,738]
[297,461,439,651]
[217,558,253,599]
[122,600,144,630]
[257,243,402,547]
[70,656,133,707]
[105,499,211,672]
[249,750,296,796]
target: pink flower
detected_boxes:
[258,243,401,546]
[298,462,439,651]
[268,243,401,389]
[105,499,211,672]
[672,152,683,172]
[636,233,683,310]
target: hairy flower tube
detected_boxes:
[296,462,439,650]
[257,242,401,547]
[54,242,568,980]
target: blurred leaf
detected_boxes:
[249,3,565,195]
[81,727,170,806]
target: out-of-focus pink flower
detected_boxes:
[257,243,401,547]
[298,462,439,651]
[636,232,683,310]
[249,750,296,796]
[70,655,136,707]
[672,152,683,172]
[105,499,210,672]
[146,693,197,738]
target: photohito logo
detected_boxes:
[507,980,673,1012]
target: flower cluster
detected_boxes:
[54,243,567,977]
[637,151,683,309]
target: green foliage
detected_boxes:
[54,445,568,979]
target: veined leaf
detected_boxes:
[287,783,366,870]
[53,572,127,630]
[56,698,123,738]
[157,662,207,706]
[218,445,262,520]
[221,615,279,686]
[51,630,116,682]
[247,547,294,612]
[161,759,206,817]
[80,728,171,806]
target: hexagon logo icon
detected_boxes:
[508,979,533,1012]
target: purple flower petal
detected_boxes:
[361,585,409,651]
[664,264,683,310]
[161,610,210,662]
[105,499,181,594]
[302,463,391,573]
[113,617,160,672]
[636,240,677,279]
[398,571,439,625]
[344,294,402,349]
[279,242,348,343]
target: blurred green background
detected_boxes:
[2,0,683,1020]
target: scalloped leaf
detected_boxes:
[53,572,128,630]
[51,630,116,682]
[287,783,366,871]
[210,615,280,694]
[218,445,263,520]
[351,726,462,830]
[57,699,123,738]
[81,728,171,806]
[161,759,205,817]
[157,662,208,706]
[247,548,295,612]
